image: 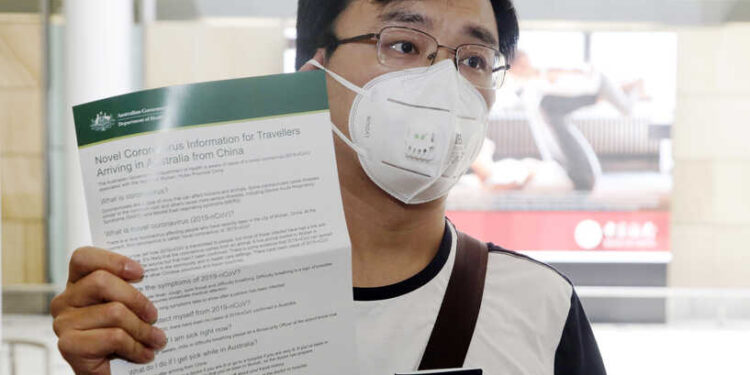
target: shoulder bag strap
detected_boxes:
[418,231,489,370]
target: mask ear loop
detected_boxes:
[307,59,367,96]
[305,59,370,159]
[330,121,368,158]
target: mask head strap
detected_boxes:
[304,59,369,158]
[307,59,366,96]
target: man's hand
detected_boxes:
[51,247,167,375]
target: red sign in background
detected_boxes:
[447,211,670,252]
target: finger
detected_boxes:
[54,302,167,350]
[50,290,73,318]
[68,270,158,324]
[58,328,155,369]
[69,247,143,284]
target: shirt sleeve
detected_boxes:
[554,290,607,375]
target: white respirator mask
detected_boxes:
[308,59,489,205]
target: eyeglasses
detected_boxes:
[330,26,510,90]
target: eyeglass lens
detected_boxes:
[376,27,507,89]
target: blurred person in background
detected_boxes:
[50,1,606,374]
[470,50,646,192]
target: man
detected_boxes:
[52,1,606,374]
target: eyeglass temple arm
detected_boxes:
[492,64,511,73]
[333,33,379,47]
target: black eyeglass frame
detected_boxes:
[330,26,512,76]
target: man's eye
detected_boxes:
[390,41,419,55]
[461,55,487,71]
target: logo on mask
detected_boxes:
[405,130,436,161]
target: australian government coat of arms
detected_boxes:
[90,111,114,132]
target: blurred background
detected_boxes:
[0,0,749,374]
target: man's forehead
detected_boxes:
[374,0,494,24]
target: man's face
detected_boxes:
[326,0,499,132]
[322,0,500,202]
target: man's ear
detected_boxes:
[298,48,327,72]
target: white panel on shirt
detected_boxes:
[354,223,574,375]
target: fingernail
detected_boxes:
[144,349,155,362]
[123,261,144,279]
[151,327,167,349]
[145,303,159,324]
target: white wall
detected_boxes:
[670,23,750,288]
[145,18,286,88]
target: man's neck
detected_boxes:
[341,185,447,289]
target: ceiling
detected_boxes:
[152,0,750,24]
[2,0,748,25]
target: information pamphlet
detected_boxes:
[73,71,356,375]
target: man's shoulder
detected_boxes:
[483,243,574,305]
[475,244,606,375]
[469,243,578,367]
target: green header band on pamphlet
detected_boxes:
[73,70,329,147]
[77,109,329,149]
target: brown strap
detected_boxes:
[418,231,489,371]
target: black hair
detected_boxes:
[295,0,520,70]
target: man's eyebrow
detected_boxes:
[379,10,433,28]
[378,9,498,48]
[464,24,499,48]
